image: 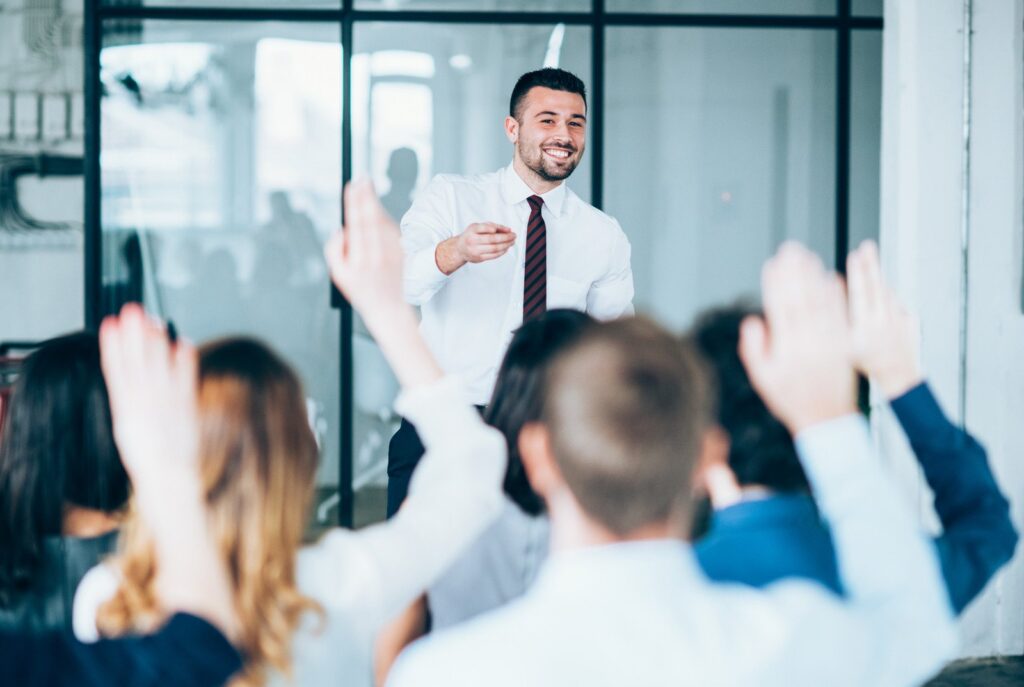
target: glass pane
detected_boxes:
[99,20,344,531]
[852,0,883,17]
[606,0,836,15]
[355,0,589,11]
[849,30,882,250]
[350,20,591,525]
[104,0,339,7]
[605,27,836,330]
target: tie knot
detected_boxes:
[527,195,544,210]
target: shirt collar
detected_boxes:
[500,163,568,218]
[532,539,706,598]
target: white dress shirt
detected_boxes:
[388,416,959,687]
[73,377,507,687]
[401,164,634,405]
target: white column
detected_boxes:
[879,0,1024,657]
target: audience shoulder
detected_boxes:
[72,563,120,643]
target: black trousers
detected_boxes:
[386,406,486,518]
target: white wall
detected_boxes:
[0,1,85,342]
[880,0,1024,657]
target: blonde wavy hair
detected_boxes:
[97,337,322,686]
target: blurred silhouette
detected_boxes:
[380,148,419,222]
[262,191,323,283]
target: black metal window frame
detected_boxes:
[83,0,883,526]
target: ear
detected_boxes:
[504,115,519,144]
[693,425,741,508]
[518,421,563,500]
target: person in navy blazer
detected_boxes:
[690,241,1018,614]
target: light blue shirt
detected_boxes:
[389,416,958,687]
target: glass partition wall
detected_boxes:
[84,1,883,528]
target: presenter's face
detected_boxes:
[512,87,587,182]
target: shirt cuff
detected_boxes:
[793,414,874,492]
[408,244,450,287]
[393,376,480,449]
[889,382,946,437]
[160,613,243,677]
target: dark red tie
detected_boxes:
[524,195,547,322]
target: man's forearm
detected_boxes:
[434,236,466,276]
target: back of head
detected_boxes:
[690,305,809,493]
[0,332,127,601]
[509,67,587,121]
[485,309,596,516]
[99,337,320,686]
[542,317,713,536]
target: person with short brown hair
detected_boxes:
[389,243,957,687]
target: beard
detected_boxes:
[517,139,582,182]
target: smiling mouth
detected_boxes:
[542,147,574,161]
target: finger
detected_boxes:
[474,223,513,234]
[98,315,125,416]
[738,315,771,389]
[172,337,199,406]
[474,233,518,247]
[117,304,150,390]
[478,248,512,261]
[344,181,367,266]
[355,181,384,266]
[856,240,883,314]
[846,247,869,328]
[323,230,347,279]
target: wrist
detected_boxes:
[877,369,924,400]
[784,403,858,435]
[435,237,466,275]
[132,469,204,527]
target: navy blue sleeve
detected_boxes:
[890,382,1019,614]
[3,613,243,687]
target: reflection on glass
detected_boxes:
[851,0,883,17]
[349,21,592,525]
[606,0,836,15]
[355,0,589,11]
[104,0,339,7]
[849,30,882,250]
[99,20,343,528]
[605,27,837,331]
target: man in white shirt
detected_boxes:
[387,67,634,515]
[388,243,958,687]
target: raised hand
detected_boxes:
[99,304,237,639]
[98,303,200,489]
[847,240,923,398]
[325,180,409,322]
[739,242,857,434]
[325,180,442,389]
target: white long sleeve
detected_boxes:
[756,415,958,687]
[297,375,506,636]
[400,176,457,307]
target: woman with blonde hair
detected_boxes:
[73,181,508,686]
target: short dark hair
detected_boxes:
[690,304,810,493]
[485,309,596,516]
[509,68,587,121]
[0,332,128,602]
[542,317,713,536]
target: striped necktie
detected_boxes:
[524,195,547,322]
